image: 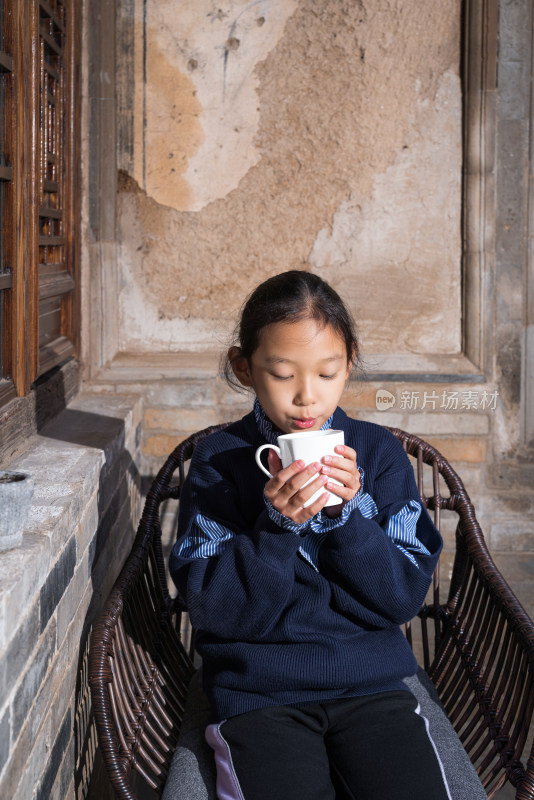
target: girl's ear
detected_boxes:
[228,346,254,387]
[347,344,358,376]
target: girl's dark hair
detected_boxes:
[224,270,361,390]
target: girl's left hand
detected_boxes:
[321,445,361,515]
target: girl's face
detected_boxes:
[231,318,352,434]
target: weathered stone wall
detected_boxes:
[0,392,142,799]
[103,0,534,629]
[116,0,462,355]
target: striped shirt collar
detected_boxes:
[253,399,335,444]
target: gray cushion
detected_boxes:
[402,669,487,799]
[162,670,217,800]
[162,668,486,799]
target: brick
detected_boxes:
[77,489,100,557]
[0,707,35,800]
[499,59,529,121]
[214,381,253,408]
[52,661,77,737]
[215,405,251,425]
[491,553,534,585]
[0,602,40,703]
[35,707,72,800]
[90,499,136,601]
[140,453,165,480]
[144,406,219,431]
[0,531,50,653]
[58,391,142,449]
[438,549,455,590]
[146,380,218,407]
[341,384,383,410]
[133,420,142,452]
[22,443,104,556]
[70,584,93,653]
[19,441,103,521]
[423,437,487,463]
[56,549,90,650]
[43,407,126,476]
[19,632,70,756]
[0,705,10,776]
[356,409,490,436]
[489,525,534,552]
[215,396,253,419]
[144,432,187,457]
[12,619,57,740]
[40,537,77,633]
[65,392,142,435]
[499,0,531,65]
[99,450,140,525]
[491,555,534,621]
[60,776,75,800]
[431,513,458,551]
[95,458,130,533]
[97,452,126,518]
[49,738,75,800]
[88,474,132,574]
[0,597,4,659]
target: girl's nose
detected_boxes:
[294,381,315,406]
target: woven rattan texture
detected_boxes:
[88,424,534,799]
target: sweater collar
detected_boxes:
[253,399,335,444]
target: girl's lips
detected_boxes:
[292,417,317,429]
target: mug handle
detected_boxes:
[255,444,280,478]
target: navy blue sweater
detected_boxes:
[169,408,442,722]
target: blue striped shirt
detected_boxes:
[176,401,430,570]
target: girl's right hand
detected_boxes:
[264,449,330,525]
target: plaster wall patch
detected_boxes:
[310,70,462,356]
[138,0,297,211]
[117,0,461,348]
[118,239,233,351]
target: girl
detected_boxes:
[170,271,451,800]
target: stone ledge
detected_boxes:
[0,390,143,797]
[93,350,486,383]
[0,360,80,467]
[0,392,141,659]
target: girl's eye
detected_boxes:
[271,373,292,381]
[320,374,337,380]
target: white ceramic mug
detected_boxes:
[255,429,345,508]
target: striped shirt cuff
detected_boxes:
[175,513,234,559]
[264,469,374,534]
[310,469,375,532]
[264,496,309,534]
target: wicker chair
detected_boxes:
[88,424,534,799]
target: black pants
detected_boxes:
[205,690,452,800]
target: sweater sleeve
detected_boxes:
[318,437,442,626]
[169,439,302,640]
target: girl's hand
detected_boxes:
[264,450,330,525]
[320,445,361,517]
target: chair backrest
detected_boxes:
[389,427,534,800]
[89,423,534,800]
[89,424,230,799]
